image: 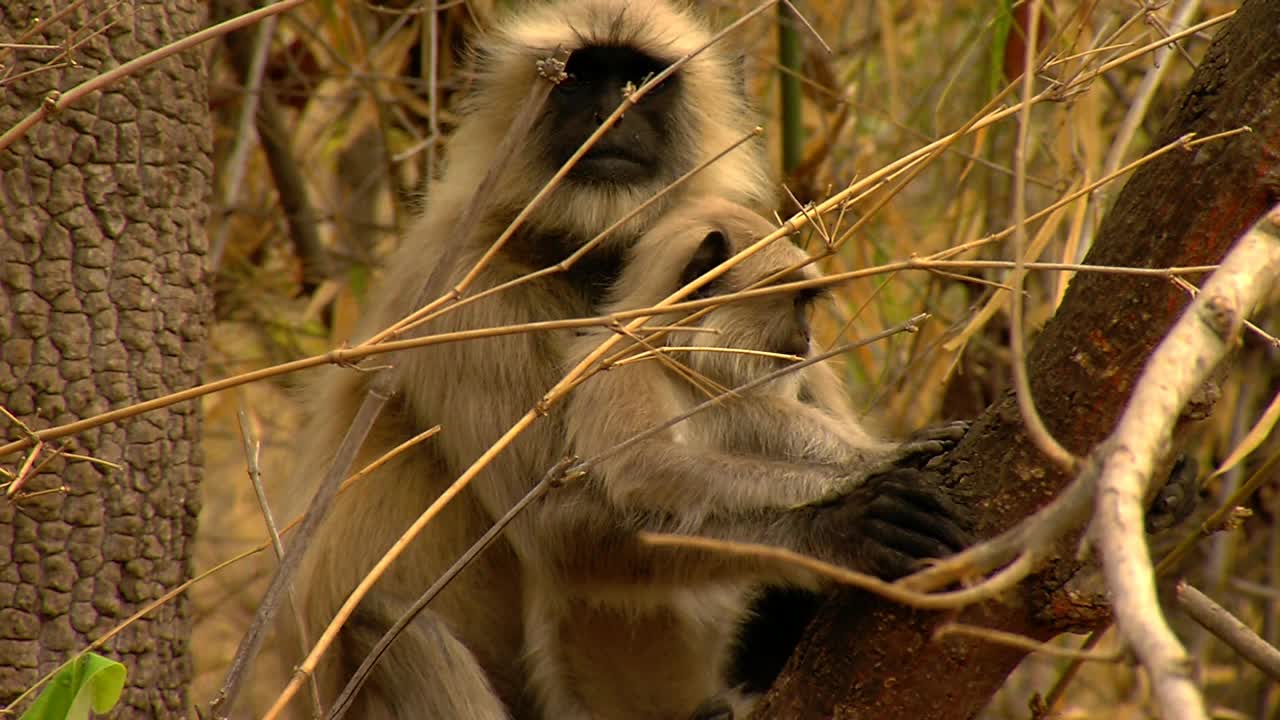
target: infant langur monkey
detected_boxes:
[538,198,972,719]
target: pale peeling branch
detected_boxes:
[1091,210,1280,720]
[1175,581,1280,682]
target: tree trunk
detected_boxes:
[752,0,1280,716]
[0,2,212,717]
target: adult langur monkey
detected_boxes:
[282,1,778,718]
[550,198,971,718]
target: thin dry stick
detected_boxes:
[210,14,278,269]
[425,0,441,179]
[0,0,88,70]
[1175,580,1280,682]
[583,317,932,469]
[932,131,1235,262]
[1098,0,1203,192]
[235,409,324,718]
[0,255,1225,463]
[3,439,43,498]
[0,0,310,152]
[390,126,764,341]
[907,259,1216,277]
[211,380,392,720]
[1078,10,1234,89]
[638,532,1035,610]
[367,46,569,344]
[1092,218,1280,720]
[934,623,1124,662]
[324,457,576,720]
[1010,0,1077,472]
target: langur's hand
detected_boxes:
[808,467,973,580]
[894,420,971,469]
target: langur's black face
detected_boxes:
[545,45,683,185]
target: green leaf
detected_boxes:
[19,653,126,720]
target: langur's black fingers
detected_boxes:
[898,439,949,458]
[863,518,957,563]
[895,421,970,466]
[861,542,928,580]
[865,493,952,529]
[909,420,970,444]
[866,472,975,545]
[869,474,954,511]
[865,500,972,551]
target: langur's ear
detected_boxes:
[680,229,730,296]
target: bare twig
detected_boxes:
[638,532,1034,610]
[579,316,931,472]
[0,253,1228,464]
[365,46,570,344]
[211,380,393,720]
[1092,213,1280,720]
[209,9,276,270]
[934,623,1124,662]
[236,409,324,717]
[1010,0,1077,472]
[1098,0,1204,199]
[324,457,577,720]
[0,0,309,152]
[1175,581,1280,682]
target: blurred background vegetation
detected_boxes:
[192,1,1278,717]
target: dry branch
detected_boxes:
[210,381,392,720]
[1092,216,1280,720]
[1175,580,1280,682]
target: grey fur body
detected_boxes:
[281,1,774,718]
[547,200,940,718]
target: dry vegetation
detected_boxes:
[190,1,1279,717]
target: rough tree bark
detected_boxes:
[752,0,1280,717]
[0,2,211,717]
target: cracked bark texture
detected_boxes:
[0,2,211,717]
